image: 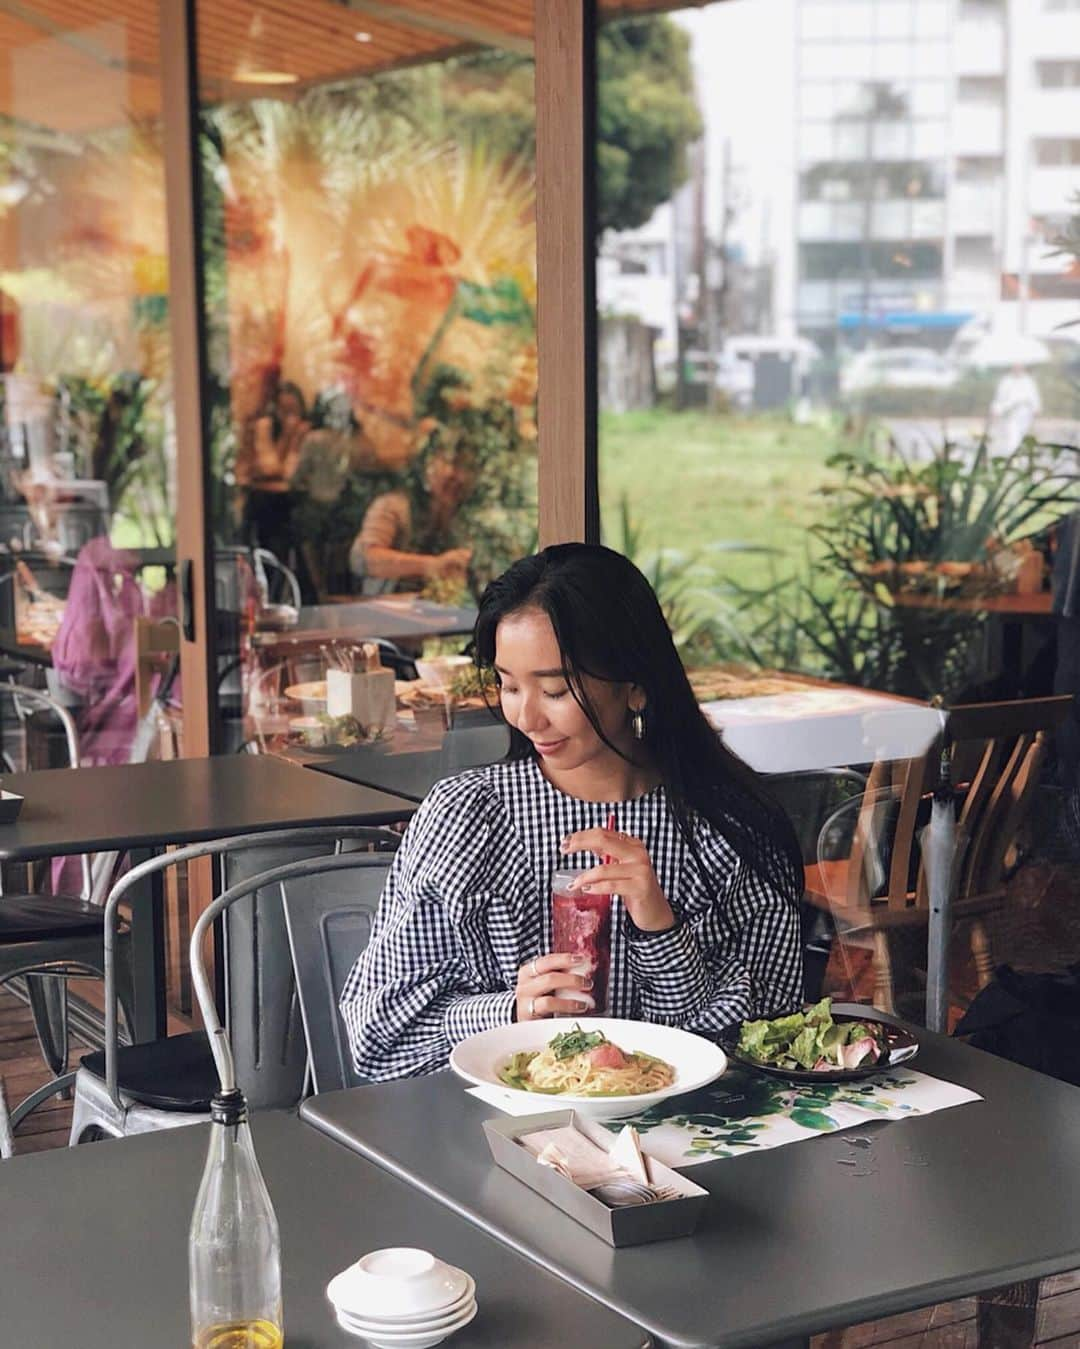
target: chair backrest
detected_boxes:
[100,824,399,1113]
[252,548,302,611]
[133,616,180,720]
[0,682,90,900]
[939,695,1072,900]
[190,850,396,1098]
[279,855,393,1093]
[815,695,1073,912]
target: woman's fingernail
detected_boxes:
[566,878,579,892]
[559,840,570,854]
[579,884,591,893]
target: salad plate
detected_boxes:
[719,1004,919,1084]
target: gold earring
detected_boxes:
[631,707,646,741]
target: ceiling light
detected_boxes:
[233,69,299,85]
[354,30,373,42]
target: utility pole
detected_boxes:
[707,138,735,414]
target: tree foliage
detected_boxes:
[439,17,702,235]
[596,18,702,233]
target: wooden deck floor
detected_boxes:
[4,856,1080,1345]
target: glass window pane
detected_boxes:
[0,4,178,756]
[595,0,1080,1023]
[193,1,537,753]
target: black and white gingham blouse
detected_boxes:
[340,756,803,1080]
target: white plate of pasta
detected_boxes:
[450,1018,728,1120]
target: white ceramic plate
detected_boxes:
[335,1300,477,1347]
[335,1296,476,1335]
[327,1270,474,1324]
[450,1017,727,1120]
[285,680,328,711]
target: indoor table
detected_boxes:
[0,754,415,1041]
[254,594,477,652]
[302,1017,1080,1349]
[0,1108,651,1349]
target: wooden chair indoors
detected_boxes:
[804,695,1073,1016]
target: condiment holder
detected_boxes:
[326,642,396,733]
[327,1247,478,1348]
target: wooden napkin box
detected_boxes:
[482,1110,708,1247]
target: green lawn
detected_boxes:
[599,409,841,593]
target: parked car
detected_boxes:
[840,346,959,397]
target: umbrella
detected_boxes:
[966,332,1051,368]
[921,716,962,1033]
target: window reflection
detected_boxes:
[195,2,537,751]
[0,6,179,771]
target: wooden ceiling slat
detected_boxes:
[200,2,423,62]
[0,0,700,137]
[194,18,436,74]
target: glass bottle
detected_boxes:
[189,1089,283,1349]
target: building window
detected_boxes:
[800,240,943,281]
[801,159,944,202]
[954,236,995,270]
[1037,61,1080,89]
[957,76,1004,102]
[956,155,1003,182]
[1034,138,1080,167]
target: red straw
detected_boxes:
[603,811,616,866]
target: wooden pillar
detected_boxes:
[535,0,598,545]
[159,0,216,1020]
[159,0,215,760]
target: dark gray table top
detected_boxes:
[0,753,415,860]
[301,1023,1080,1349]
[306,744,444,802]
[302,715,510,803]
[1,1109,650,1349]
[255,596,477,647]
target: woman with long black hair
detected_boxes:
[341,543,804,1080]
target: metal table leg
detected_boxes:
[127,846,166,1043]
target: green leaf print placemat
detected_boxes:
[590,1067,981,1168]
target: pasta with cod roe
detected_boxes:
[499,1025,676,1097]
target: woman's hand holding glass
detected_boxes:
[561,827,676,933]
[515,953,593,1021]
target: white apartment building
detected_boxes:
[792,0,1080,350]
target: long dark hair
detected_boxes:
[473,543,803,901]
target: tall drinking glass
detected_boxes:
[551,868,612,1015]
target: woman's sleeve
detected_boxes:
[339,777,516,1080]
[627,829,803,1034]
[348,492,411,576]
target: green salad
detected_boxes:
[736,997,888,1072]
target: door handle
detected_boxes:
[180,558,195,642]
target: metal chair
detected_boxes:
[0,1076,14,1158]
[252,547,302,611]
[0,684,133,1139]
[805,695,1073,1017]
[279,853,394,1092]
[189,850,395,1100]
[68,824,398,1143]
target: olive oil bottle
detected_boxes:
[190,1091,283,1349]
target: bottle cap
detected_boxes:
[210,1089,249,1126]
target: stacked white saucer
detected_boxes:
[327,1247,478,1348]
